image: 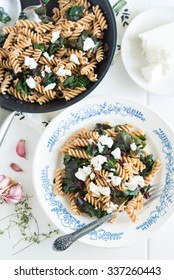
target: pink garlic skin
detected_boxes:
[0,175,23,203]
[4,184,23,204]
[10,163,23,172]
[16,139,26,158]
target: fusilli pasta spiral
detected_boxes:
[54,122,162,223]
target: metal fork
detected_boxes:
[143,184,163,207]
[52,184,163,251]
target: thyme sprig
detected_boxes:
[0,195,59,255]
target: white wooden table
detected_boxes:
[0,0,174,260]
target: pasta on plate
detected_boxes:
[54,123,162,223]
[0,0,108,104]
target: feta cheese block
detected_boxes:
[141,63,163,83]
[139,22,174,82]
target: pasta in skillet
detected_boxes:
[0,0,108,104]
[54,123,162,223]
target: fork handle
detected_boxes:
[52,213,116,251]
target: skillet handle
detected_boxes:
[0,107,17,147]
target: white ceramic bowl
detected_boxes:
[33,96,174,247]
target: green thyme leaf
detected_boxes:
[0,195,59,255]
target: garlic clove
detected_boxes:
[16,139,26,158]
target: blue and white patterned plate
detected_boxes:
[33,96,174,247]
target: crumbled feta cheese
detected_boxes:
[56,65,72,76]
[99,186,110,197]
[44,83,56,91]
[107,202,118,214]
[45,65,52,73]
[75,165,92,181]
[89,182,100,197]
[24,56,37,69]
[98,135,114,148]
[26,77,36,89]
[70,54,80,65]
[41,70,45,77]
[43,52,54,61]
[97,142,104,153]
[91,155,107,171]
[111,147,121,159]
[108,173,122,186]
[89,182,110,197]
[90,172,95,180]
[88,138,94,144]
[51,31,60,43]
[141,63,163,83]
[41,65,52,78]
[130,142,137,151]
[125,176,145,191]
[83,37,95,51]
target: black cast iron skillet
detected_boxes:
[0,0,117,113]
[0,0,117,143]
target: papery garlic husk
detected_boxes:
[4,183,23,204]
[16,139,26,158]
[0,175,11,190]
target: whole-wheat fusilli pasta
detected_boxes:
[0,0,109,105]
[54,122,162,223]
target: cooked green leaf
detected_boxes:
[66,5,84,22]
[123,189,139,196]
[76,198,108,218]
[65,32,89,50]
[133,135,146,150]
[86,144,98,157]
[35,6,46,17]
[0,7,11,23]
[0,34,7,47]
[105,158,117,168]
[33,43,45,52]
[18,11,28,20]
[48,37,64,55]
[114,130,133,153]
[140,154,156,177]
[111,189,129,205]
[63,74,90,88]
[94,123,112,132]
[15,72,30,95]
[42,72,59,87]
[62,178,86,194]
[40,15,51,23]
[63,155,72,165]
[41,0,51,4]
[34,5,50,23]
